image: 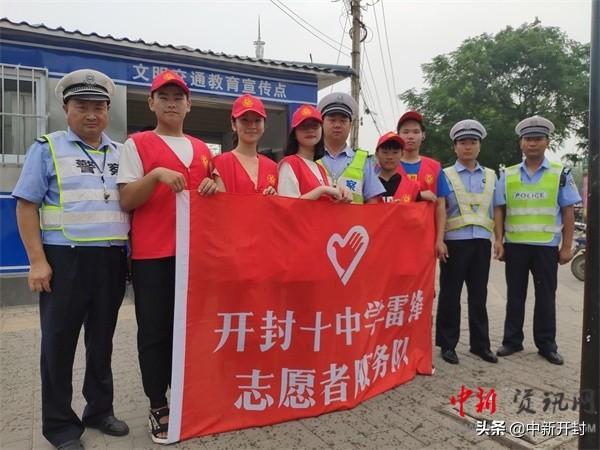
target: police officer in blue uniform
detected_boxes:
[494,116,581,365]
[436,120,499,365]
[317,92,385,203]
[12,69,130,450]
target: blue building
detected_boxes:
[0,18,352,299]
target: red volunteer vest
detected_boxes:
[397,156,441,194]
[280,155,330,195]
[213,151,278,193]
[130,131,212,259]
[380,172,421,203]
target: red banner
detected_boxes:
[169,193,436,442]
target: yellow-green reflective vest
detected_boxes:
[39,131,130,242]
[318,149,368,204]
[505,161,562,243]
[444,166,495,232]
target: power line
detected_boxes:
[360,89,383,135]
[358,42,384,134]
[358,65,383,135]
[269,0,351,53]
[362,42,388,130]
[335,6,350,65]
[380,0,402,118]
[370,2,398,120]
[361,84,384,137]
[361,65,384,134]
[330,4,351,93]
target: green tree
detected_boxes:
[401,22,590,170]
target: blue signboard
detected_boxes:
[0,41,318,104]
[0,194,29,274]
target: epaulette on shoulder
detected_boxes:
[35,136,48,144]
[559,167,570,187]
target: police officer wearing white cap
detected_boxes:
[12,69,130,449]
[436,120,499,365]
[317,92,385,203]
[494,115,581,365]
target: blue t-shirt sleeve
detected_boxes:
[436,169,451,197]
[12,141,51,205]
[558,171,582,207]
[362,156,386,200]
[494,172,507,206]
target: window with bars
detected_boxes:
[0,65,48,164]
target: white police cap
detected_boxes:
[515,115,555,138]
[450,119,487,141]
[55,69,115,103]
[317,92,357,120]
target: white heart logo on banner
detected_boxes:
[326,225,369,286]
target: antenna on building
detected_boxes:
[254,16,265,59]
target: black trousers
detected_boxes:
[502,243,559,353]
[435,239,492,352]
[132,257,175,409]
[40,245,126,447]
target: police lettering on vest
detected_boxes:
[504,161,562,243]
[512,191,548,201]
[39,131,129,242]
[318,149,368,204]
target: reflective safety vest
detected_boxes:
[318,148,368,204]
[39,131,129,242]
[505,161,562,243]
[444,166,495,232]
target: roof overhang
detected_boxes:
[0,18,353,89]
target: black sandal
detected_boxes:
[148,406,169,444]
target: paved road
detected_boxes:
[0,260,587,449]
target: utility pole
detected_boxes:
[350,0,361,149]
[579,0,600,448]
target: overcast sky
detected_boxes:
[3,0,593,158]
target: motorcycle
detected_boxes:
[570,222,586,281]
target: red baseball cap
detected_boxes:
[376,131,405,150]
[232,94,267,119]
[397,111,424,128]
[291,105,322,128]
[151,70,190,96]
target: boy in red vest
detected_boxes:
[375,131,436,203]
[396,111,450,259]
[117,70,217,444]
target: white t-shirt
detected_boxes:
[117,133,193,184]
[278,156,331,198]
